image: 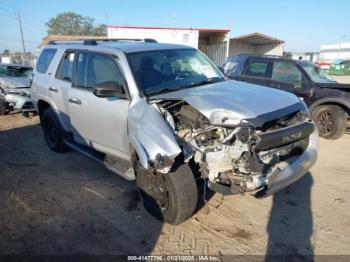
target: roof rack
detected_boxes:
[48,38,158,45]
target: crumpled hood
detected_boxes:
[0,77,30,89]
[152,80,306,127]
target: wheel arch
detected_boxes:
[309,98,350,116]
[128,135,150,170]
[37,99,70,132]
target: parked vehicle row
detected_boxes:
[329,59,350,76]
[0,63,35,115]
[221,54,350,140]
[29,39,318,224]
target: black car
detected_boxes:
[221,54,350,139]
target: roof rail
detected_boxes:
[48,38,158,45]
[235,54,290,59]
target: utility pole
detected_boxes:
[105,15,109,37]
[17,9,26,53]
[338,35,346,59]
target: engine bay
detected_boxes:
[154,99,312,195]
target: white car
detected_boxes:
[31,39,318,224]
[0,63,34,115]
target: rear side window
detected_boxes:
[36,48,57,73]
[75,52,123,89]
[243,60,269,77]
[56,52,75,81]
[272,62,302,82]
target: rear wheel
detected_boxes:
[312,105,347,140]
[42,107,69,152]
[135,160,198,225]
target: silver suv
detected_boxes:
[31,39,318,224]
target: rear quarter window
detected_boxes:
[36,48,57,73]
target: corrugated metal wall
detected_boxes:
[207,42,227,65]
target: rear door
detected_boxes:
[67,51,130,160]
[48,50,76,128]
[265,60,305,97]
[236,58,271,87]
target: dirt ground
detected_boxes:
[332,75,350,84]
[0,114,349,258]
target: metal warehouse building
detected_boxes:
[108,26,285,64]
[319,42,350,62]
[228,32,285,56]
[107,25,230,65]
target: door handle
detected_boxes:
[270,83,280,88]
[49,87,59,93]
[68,98,82,105]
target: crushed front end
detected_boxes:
[155,100,318,197]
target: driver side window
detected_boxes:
[75,52,124,89]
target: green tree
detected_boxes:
[2,49,10,56]
[46,12,106,36]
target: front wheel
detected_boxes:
[135,160,198,225]
[312,105,347,140]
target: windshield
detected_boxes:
[0,66,32,77]
[300,62,336,83]
[127,49,224,95]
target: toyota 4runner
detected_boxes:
[31,39,318,224]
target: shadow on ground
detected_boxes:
[266,172,314,261]
[0,124,163,255]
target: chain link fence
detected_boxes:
[1,53,36,66]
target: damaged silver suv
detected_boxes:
[31,39,318,224]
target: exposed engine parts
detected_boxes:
[155,99,313,195]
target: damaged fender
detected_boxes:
[128,98,182,172]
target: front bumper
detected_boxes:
[4,89,34,112]
[255,124,318,197]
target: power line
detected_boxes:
[0,2,47,25]
[0,35,39,44]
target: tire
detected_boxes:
[312,105,347,140]
[0,95,6,115]
[42,107,69,152]
[135,160,198,225]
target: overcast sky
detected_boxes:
[0,0,349,53]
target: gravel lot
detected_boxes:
[0,114,349,258]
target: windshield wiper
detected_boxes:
[147,86,183,95]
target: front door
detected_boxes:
[236,58,271,87]
[68,51,130,160]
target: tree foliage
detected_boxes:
[2,49,10,55]
[47,12,106,36]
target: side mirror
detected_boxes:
[93,81,125,98]
[217,66,225,74]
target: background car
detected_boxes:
[329,59,350,76]
[221,54,350,139]
[315,61,331,72]
[0,63,34,115]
